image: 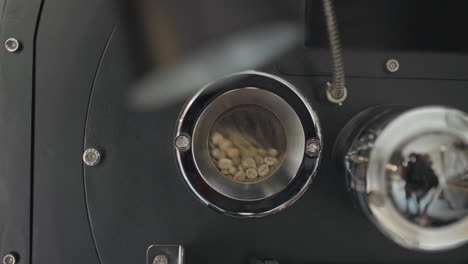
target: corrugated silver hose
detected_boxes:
[322,0,347,104]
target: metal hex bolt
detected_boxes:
[326,82,347,105]
[5,38,20,53]
[83,148,101,166]
[305,138,322,157]
[3,254,16,264]
[385,59,399,73]
[175,135,191,152]
[153,255,169,264]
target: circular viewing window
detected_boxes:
[191,87,305,201]
[209,105,287,183]
[175,71,322,217]
[387,132,468,227]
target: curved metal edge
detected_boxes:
[191,88,304,201]
[333,105,406,195]
[82,24,119,264]
[251,71,323,217]
[366,106,468,251]
[174,70,323,218]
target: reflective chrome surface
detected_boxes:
[192,88,304,201]
[175,71,322,217]
[387,132,468,227]
[338,106,468,251]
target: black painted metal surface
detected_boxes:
[0,0,467,263]
[0,0,42,262]
[32,0,117,263]
[82,17,468,264]
[278,49,468,81]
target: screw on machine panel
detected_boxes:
[147,245,184,264]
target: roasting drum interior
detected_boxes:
[209,105,287,183]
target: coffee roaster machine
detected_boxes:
[1,0,468,263]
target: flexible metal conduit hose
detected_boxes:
[322,0,347,104]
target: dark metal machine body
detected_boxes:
[1,0,468,263]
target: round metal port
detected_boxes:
[175,71,322,217]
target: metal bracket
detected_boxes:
[147,245,184,264]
